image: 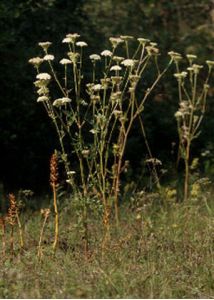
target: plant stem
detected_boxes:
[53,183,58,252]
[16,212,24,249]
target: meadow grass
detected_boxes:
[0,193,214,298]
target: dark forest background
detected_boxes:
[0,0,214,194]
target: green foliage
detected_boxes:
[1,195,214,298]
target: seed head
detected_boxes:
[50,153,58,187]
[8,193,17,226]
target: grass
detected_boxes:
[1,193,214,298]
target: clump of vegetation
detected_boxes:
[0,32,213,298]
[170,51,213,201]
[29,34,172,233]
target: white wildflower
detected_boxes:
[66,33,80,41]
[174,72,187,80]
[192,64,203,74]
[113,56,124,63]
[92,84,102,91]
[101,50,113,57]
[37,96,49,102]
[109,37,124,48]
[38,41,52,51]
[206,60,214,68]
[37,87,49,95]
[150,42,158,47]
[137,38,150,45]
[36,73,51,80]
[168,51,182,62]
[62,37,72,43]
[59,58,72,65]
[81,149,90,157]
[43,54,55,61]
[120,35,134,41]
[121,59,135,67]
[28,57,44,67]
[186,54,197,61]
[76,41,88,47]
[53,97,71,107]
[110,65,122,72]
[89,54,101,61]
[175,111,183,118]
[67,171,76,175]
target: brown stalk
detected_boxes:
[38,208,50,260]
[8,193,17,257]
[0,217,6,256]
[50,152,59,252]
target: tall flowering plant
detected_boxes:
[29,33,172,228]
[170,51,214,201]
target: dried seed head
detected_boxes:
[50,153,59,187]
[8,193,17,226]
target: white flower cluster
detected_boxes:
[53,97,72,107]
[62,33,80,44]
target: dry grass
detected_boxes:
[0,194,214,298]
